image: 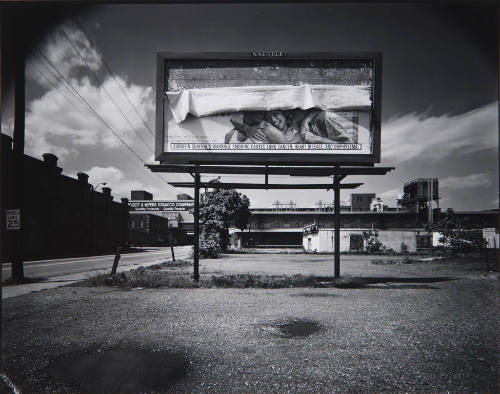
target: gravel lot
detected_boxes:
[1,253,499,393]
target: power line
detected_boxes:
[30,53,177,197]
[32,50,180,197]
[35,48,147,165]
[59,26,154,155]
[30,54,103,132]
[73,18,155,136]
[65,21,184,185]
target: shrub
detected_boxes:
[199,233,222,258]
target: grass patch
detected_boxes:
[2,276,48,286]
[79,267,337,290]
[147,258,193,269]
[371,256,434,265]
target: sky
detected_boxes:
[2,3,498,210]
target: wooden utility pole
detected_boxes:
[11,20,25,280]
[169,223,175,262]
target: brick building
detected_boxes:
[1,134,129,260]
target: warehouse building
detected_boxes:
[229,178,498,253]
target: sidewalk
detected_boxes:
[1,255,181,299]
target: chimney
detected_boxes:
[42,153,58,168]
[121,197,129,204]
[102,187,113,199]
[43,153,62,174]
[77,172,89,184]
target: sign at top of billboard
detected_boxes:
[156,53,382,165]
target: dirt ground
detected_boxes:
[1,253,499,393]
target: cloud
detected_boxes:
[379,188,402,205]
[440,173,491,189]
[25,23,155,160]
[70,166,161,201]
[382,102,498,163]
[27,22,102,87]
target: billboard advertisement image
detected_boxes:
[156,54,381,164]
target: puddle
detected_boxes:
[276,319,322,338]
[49,349,187,393]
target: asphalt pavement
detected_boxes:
[1,246,191,299]
[1,253,498,393]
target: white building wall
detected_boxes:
[377,230,417,252]
[303,229,420,253]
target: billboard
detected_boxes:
[156,53,381,165]
[129,200,194,212]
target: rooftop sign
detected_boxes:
[155,52,382,165]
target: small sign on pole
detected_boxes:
[6,209,21,230]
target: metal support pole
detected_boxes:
[334,175,341,278]
[193,172,200,282]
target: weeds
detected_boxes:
[80,269,335,290]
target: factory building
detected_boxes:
[229,178,498,253]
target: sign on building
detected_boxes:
[6,209,21,230]
[156,53,382,165]
[129,200,194,212]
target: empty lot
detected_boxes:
[2,253,498,392]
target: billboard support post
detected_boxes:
[333,175,342,278]
[148,165,396,281]
[193,172,200,282]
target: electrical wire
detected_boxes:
[36,48,147,164]
[31,49,177,197]
[59,26,154,154]
[72,18,155,136]
[66,20,185,184]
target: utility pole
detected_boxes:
[11,16,25,280]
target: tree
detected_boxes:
[426,208,486,252]
[199,179,251,253]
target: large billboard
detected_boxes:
[156,53,381,165]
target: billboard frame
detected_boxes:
[155,52,382,165]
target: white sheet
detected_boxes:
[165,84,372,123]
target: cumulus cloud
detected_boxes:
[24,24,155,160]
[379,188,402,205]
[382,102,498,163]
[440,173,491,189]
[27,22,102,86]
[71,166,161,200]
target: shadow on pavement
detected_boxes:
[328,276,455,289]
[48,349,187,393]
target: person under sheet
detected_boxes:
[264,110,304,144]
[299,109,354,144]
[224,111,286,144]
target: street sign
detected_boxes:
[6,209,21,230]
[482,228,496,238]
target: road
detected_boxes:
[1,246,192,281]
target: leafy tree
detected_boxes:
[199,179,251,253]
[426,208,486,252]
